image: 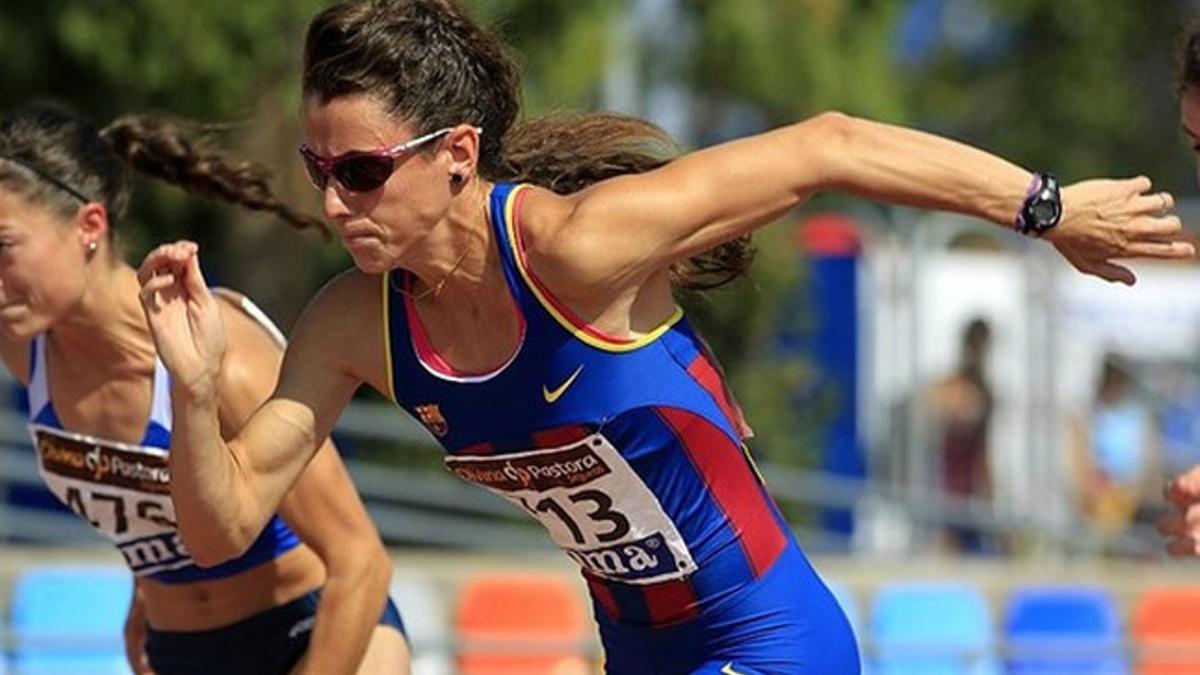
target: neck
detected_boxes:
[407,179,504,305]
[49,263,155,368]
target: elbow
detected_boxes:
[793,110,860,188]
[328,538,392,593]
[177,518,259,568]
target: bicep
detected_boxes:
[558,115,841,283]
[216,296,360,508]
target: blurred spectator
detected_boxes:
[1156,366,1200,476]
[1069,355,1161,548]
[929,317,995,554]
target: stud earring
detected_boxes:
[87,240,99,253]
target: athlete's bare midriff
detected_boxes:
[140,543,325,631]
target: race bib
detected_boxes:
[31,424,192,577]
[446,433,696,584]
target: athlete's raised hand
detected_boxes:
[137,240,227,399]
[1050,177,1192,285]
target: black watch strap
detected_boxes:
[1014,173,1062,237]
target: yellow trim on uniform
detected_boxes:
[742,442,768,486]
[381,271,397,403]
[503,184,684,353]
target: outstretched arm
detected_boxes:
[138,242,361,564]
[540,112,1188,292]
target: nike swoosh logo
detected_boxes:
[720,663,744,675]
[542,364,584,404]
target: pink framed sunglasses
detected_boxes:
[298,126,479,193]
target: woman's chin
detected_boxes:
[348,249,394,275]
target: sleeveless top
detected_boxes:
[384,183,792,627]
[27,292,301,584]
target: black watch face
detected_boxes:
[1031,201,1060,226]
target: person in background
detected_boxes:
[1072,355,1159,550]
[930,317,997,554]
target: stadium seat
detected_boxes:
[454,572,590,675]
[8,565,132,675]
[1004,585,1127,674]
[1131,586,1200,675]
[390,571,454,675]
[871,581,1000,675]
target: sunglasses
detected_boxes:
[298,126,477,193]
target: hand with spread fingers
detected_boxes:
[1047,177,1191,285]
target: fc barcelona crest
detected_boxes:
[415,403,449,437]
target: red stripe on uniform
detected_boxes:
[658,407,786,578]
[685,354,744,435]
[585,574,621,620]
[532,425,591,448]
[456,442,495,456]
[641,578,699,626]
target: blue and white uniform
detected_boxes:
[27,320,300,582]
[384,183,858,674]
[26,293,404,675]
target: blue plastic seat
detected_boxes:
[9,565,132,675]
[872,581,1000,675]
[1005,585,1127,674]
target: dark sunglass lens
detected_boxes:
[299,152,329,190]
[335,156,394,192]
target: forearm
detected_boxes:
[296,545,392,675]
[815,113,1032,227]
[168,382,262,565]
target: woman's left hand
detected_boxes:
[1049,176,1193,285]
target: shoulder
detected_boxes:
[285,268,387,388]
[511,184,622,299]
[300,268,383,337]
[210,290,287,418]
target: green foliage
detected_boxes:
[684,0,910,122]
[906,0,1193,189]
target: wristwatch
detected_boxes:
[1014,173,1062,237]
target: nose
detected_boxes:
[322,184,352,221]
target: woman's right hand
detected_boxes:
[137,241,227,399]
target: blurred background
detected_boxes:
[4,0,1200,672]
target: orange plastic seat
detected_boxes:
[1132,586,1200,674]
[455,572,591,675]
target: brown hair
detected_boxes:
[0,103,325,240]
[1181,23,1200,91]
[302,0,752,289]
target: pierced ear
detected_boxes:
[445,124,481,185]
[75,202,110,246]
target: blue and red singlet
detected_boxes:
[384,183,859,674]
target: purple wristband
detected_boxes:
[1014,174,1044,234]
